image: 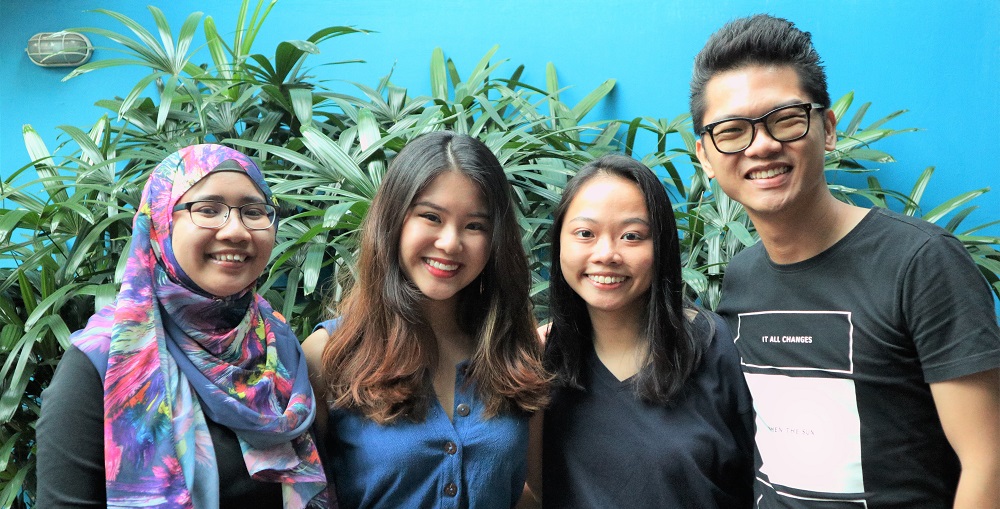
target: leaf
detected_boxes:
[829,91,853,128]
[904,167,935,216]
[0,431,20,471]
[290,87,314,126]
[24,282,87,330]
[842,101,870,137]
[725,221,756,247]
[430,48,448,101]
[59,212,134,283]
[0,209,31,245]
[923,189,988,224]
[299,125,378,199]
[17,270,37,318]
[21,125,68,204]
[0,333,37,422]
[0,325,22,353]
[0,457,30,509]
[682,267,709,294]
[203,16,230,80]
[570,79,615,122]
[302,242,327,296]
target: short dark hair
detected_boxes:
[690,14,830,133]
[545,154,704,404]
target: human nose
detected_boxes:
[216,208,253,241]
[591,235,621,264]
[742,122,782,157]
[434,225,463,254]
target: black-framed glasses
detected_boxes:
[173,201,277,230]
[699,102,824,154]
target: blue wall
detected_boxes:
[3,0,999,233]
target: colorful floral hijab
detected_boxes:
[72,144,328,508]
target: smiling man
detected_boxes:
[691,14,1000,509]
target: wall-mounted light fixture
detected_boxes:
[26,31,93,67]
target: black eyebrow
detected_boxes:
[708,99,809,124]
[567,216,650,227]
[190,194,266,205]
[411,201,491,220]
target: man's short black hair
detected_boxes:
[690,14,830,133]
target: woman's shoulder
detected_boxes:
[301,320,338,370]
[686,307,737,358]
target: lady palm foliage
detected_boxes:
[1,1,998,505]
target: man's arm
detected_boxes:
[930,367,1000,509]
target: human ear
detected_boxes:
[695,138,716,179]
[823,108,837,151]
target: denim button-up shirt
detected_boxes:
[316,320,529,508]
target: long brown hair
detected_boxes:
[321,131,549,424]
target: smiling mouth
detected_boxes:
[424,258,459,271]
[747,166,791,180]
[588,274,627,284]
[211,253,247,263]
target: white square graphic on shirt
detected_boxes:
[745,373,863,494]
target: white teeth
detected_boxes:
[213,253,246,262]
[748,166,791,180]
[425,258,459,271]
[589,275,626,284]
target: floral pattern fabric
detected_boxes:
[72,144,328,508]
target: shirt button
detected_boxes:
[455,403,470,417]
[444,441,458,455]
[444,482,458,497]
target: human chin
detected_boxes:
[191,269,256,298]
[410,267,472,302]
[187,250,268,297]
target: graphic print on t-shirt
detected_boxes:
[735,311,867,507]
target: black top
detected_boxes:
[36,346,284,508]
[718,208,1000,508]
[543,312,754,508]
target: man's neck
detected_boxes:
[750,195,870,265]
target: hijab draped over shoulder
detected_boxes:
[71,144,327,508]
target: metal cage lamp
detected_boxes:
[26,31,93,67]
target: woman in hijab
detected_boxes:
[37,144,328,508]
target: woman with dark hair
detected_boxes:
[541,154,753,508]
[303,131,549,508]
[37,144,328,508]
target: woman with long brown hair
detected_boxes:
[303,131,548,508]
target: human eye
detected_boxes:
[418,212,441,223]
[770,106,808,126]
[621,231,647,242]
[768,106,809,139]
[192,201,224,217]
[572,229,594,239]
[241,204,269,219]
[712,120,747,141]
[467,221,491,232]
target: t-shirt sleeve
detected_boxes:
[704,310,756,506]
[313,318,340,334]
[36,346,107,507]
[903,233,1000,383]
